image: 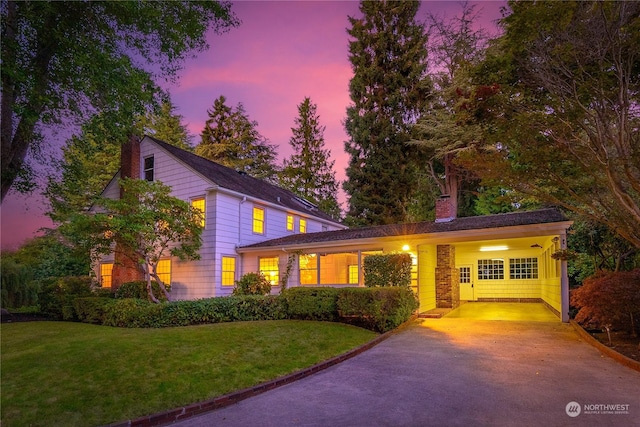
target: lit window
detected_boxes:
[287,214,294,231]
[144,156,154,181]
[156,259,171,286]
[478,259,504,280]
[459,266,471,284]
[348,265,359,284]
[510,258,539,279]
[299,254,318,285]
[191,198,205,228]
[259,257,280,286]
[299,218,307,233]
[253,207,265,234]
[100,263,113,288]
[222,256,236,286]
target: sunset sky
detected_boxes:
[0,1,505,250]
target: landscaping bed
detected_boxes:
[590,330,640,362]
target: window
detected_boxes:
[222,256,236,286]
[510,258,539,279]
[144,156,154,181]
[299,254,318,285]
[100,263,114,288]
[319,252,359,285]
[156,259,171,286]
[299,218,307,233]
[259,257,280,286]
[478,259,504,280]
[459,266,471,284]
[191,198,205,228]
[253,207,265,234]
[348,265,359,284]
[287,214,294,231]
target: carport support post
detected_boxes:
[560,232,569,322]
[435,245,460,309]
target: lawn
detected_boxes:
[1,320,377,427]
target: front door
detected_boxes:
[459,265,475,301]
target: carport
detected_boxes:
[444,302,560,322]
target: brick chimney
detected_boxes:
[435,195,456,223]
[112,135,144,290]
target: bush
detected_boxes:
[571,269,640,335]
[103,298,163,327]
[37,276,94,320]
[282,287,339,321]
[73,297,115,324]
[337,287,418,332]
[363,253,412,287]
[0,258,38,308]
[115,280,168,302]
[233,272,272,296]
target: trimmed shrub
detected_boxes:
[364,253,412,287]
[37,276,94,320]
[233,272,272,296]
[115,280,168,302]
[73,297,115,324]
[337,287,418,332]
[103,298,163,328]
[281,287,339,321]
[571,269,640,335]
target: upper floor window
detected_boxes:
[253,206,265,234]
[286,214,294,231]
[510,258,539,279]
[191,198,205,228]
[478,259,504,280]
[144,156,154,181]
[299,218,307,233]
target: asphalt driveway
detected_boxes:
[172,315,640,427]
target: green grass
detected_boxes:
[1,320,377,427]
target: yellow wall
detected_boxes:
[417,244,436,311]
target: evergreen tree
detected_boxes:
[197,95,278,181]
[343,0,429,226]
[136,98,193,151]
[280,97,341,220]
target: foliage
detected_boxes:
[465,1,640,248]
[343,0,430,226]
[136,99,193,151]
[410,3,490,218]
[37,276,94,320]
[281,287,339,321]
[1,1,238,201]
[103,296,287,328]
[1,321,375,427]
[67,178,203,303]
[337,287,418,332]
[363,253,412,288]
[115,280,168,302]
[196,95,279,182]
[73,297,115,324]
[571,269,640,336]
[232,272,272,296]
[0,257,37,308]
[279,97,341,220]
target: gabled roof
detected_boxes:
[239,208,570,249]
[145,136,341,224]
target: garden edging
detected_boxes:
[105,315,419,427]
[570,320,640,373]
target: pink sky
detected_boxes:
[0,1,505,251]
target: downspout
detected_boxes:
[238,196,247,278]
[560,231,569,322]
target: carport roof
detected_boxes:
[239,208,570,250]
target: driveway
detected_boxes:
[173,317,640,427]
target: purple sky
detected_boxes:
[0,1,505,251]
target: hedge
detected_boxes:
[337,287,419,332]
[281,287,339,321]
[73,297,115,324]
[363,253,412,287]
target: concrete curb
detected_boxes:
[570,320,640,373]
[106,316,418,427]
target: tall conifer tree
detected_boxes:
[197,95,278,182]
[280,97,341,220]
[343,0,429,226]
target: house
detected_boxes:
[98,136,573,322]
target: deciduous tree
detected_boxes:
[280,97,341,219]
[1,0,238,202]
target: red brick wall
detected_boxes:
[435,196,455,222]
[435,245,460,309]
